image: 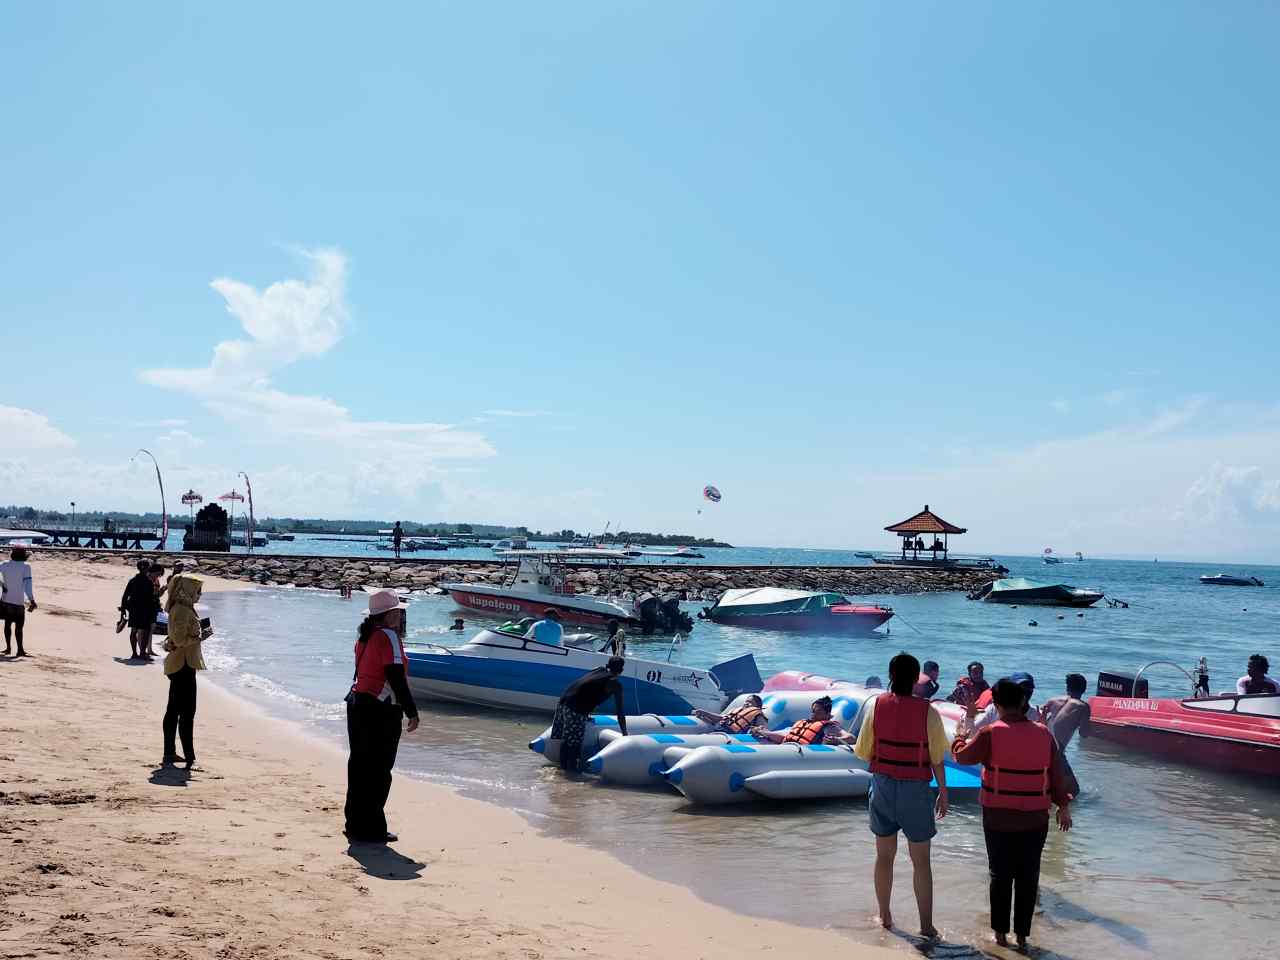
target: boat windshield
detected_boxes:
[1181,694,1280,717]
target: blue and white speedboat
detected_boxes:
[405,625,761,714]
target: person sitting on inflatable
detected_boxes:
[692,694,767,734]
[913,660,941,699]
[946,661,989,705]
[752,695,844,745]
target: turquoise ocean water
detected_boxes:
[195,551,1279,959]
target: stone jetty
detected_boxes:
[41,548,998,598]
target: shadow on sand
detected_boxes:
[113,656,154,667]
[345,844,427,880]
[148,764,193,787]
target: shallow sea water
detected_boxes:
[199,554,1280,959]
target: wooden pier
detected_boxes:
[34,527,164,550]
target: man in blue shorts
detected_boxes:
[854,652,950,938]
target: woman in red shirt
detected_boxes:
[344,590,419,845]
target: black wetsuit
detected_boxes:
[552,668,627,770]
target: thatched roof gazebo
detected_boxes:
[884,504,967,561]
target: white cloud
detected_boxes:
[0,406,75,451]
[139,248,495,475]
[1049,398,1070,414]
[1183,464,1280,524]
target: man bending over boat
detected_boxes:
[1237,654,1280,696]
[1040,674,1091,750]
[752,696,844,745]
[551,656,628,771]
[692,694,767,734]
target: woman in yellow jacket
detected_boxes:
[162,574,208,768]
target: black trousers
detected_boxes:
[344,696,403,841]
[984,826,1048,937]
[163,665,197,760]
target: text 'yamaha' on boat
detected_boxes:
[699,587,893,633]
[442,550,693,634]
[404,623,761,714]
[1088,662,1280,777]
[968,577,1104,607]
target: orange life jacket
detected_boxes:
[782,718,827,745]
[980,719,1053,811]
[869,694,933,781]
[975,688,994,709]
[720,705,764,733]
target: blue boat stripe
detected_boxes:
[406,651,697,714]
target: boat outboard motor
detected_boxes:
[1096,671,1149,698]
[658,593,694,633]
[636,593,660,634]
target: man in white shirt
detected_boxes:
[0,547,37,657]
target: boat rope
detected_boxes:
[891,611,929,638]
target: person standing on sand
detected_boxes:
[162,573,210,768]
[345,589,419,845]
[119,559,159,660]
[851,652,949,939]
[0,546,37,657]
[952,678,1073,951]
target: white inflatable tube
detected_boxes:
[584,732,759,785]
[662,742,870,805]
[528,713,714,765]
[743,768,872,800]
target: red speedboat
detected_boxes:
[1089,688,1280,777]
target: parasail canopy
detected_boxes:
[181,490,203,505]
[1044,547,1053,555]
[218,490,245,502]
[703,485,722,503]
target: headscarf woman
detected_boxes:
[162,573,207,768]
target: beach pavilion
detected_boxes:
[884,504,967,562]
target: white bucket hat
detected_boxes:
[364,589,408,617]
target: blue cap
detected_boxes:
[1010,671,1035,688]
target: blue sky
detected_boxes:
[3,2,1279,559]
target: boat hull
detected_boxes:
[405,630,745,716]
[1199,575,1263,587]
[1088,695,1280,777]
[707,607,893,632]
[445,586,637,627]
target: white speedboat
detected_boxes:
[442,551,691,631]
[405,625,761,714]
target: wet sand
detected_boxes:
[0,557,905,959]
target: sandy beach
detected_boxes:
[1,557,902,959]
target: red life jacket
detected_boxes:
[720,705,764,733]
[869,694,933,781]
[975,688,994,709]
[980,719,1054,811]
[782,719,827,745]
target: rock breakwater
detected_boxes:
[40,548,998,599]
